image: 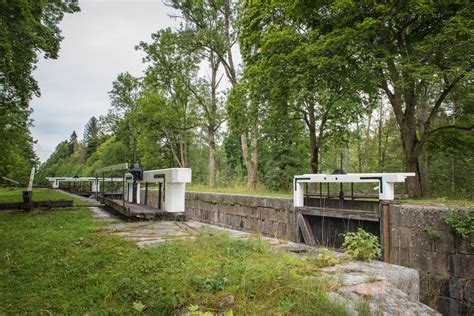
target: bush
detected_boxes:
[342,228,381,261]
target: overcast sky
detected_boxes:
[31,0,180,161]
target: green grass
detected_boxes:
[186,183,292,198]
[0,208,348,315]
[0,187,92,206]
[402,197,474,208]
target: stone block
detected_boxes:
[450,254,474,279]
[277,222,287,238]
[424,273,450,299]
[411,251,449,276]
[455,234,474,255]
[447,297,460,316]
[266,208,279,222]
[391,226,414,250]
[434,231,456,254]
[464,279,474,304]
[449,277,463,300]
[396,204,453,231]
[412,228,434,252]
[257,207,272,219]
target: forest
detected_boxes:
[2,1,473,199]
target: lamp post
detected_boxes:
[129,137,143,203]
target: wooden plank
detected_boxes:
[297,213,316,246]
[296,206,379,222]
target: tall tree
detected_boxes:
[68,131,78,156]
[84,117,100,159]
[137,29,199,168]
[167,0,260,189]
[0,0,79,180]
[328,1,474,197]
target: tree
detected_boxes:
[68,131,78,156]
[137,29,200,168]
[327,1,474,197]
[167,0,260,189]
[165,0,231,188]
[0,0,79,181]
[239,0,366,173]
[0,0,79,112]
[84,117,101,159]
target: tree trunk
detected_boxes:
[241,125,257,190]
[208,53,219,188]
[356,122,362,172]
[377,102,384,171]
[208,128,217,188]
[364,112,371,171]
[249,124,258,189]
[308,126,319,173]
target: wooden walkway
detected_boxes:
[100,197,185,220]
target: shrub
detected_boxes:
[442,210,474,239]
[342,228,381,261]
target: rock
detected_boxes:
[321,260,420,300]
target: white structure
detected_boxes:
[46,177,123,192]
[124,168,192,213]
[293,173,415,207]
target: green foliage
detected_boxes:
[0,1,79,183]
[442,210,474,239]
[342,229,381,261]
[0,207,348,315]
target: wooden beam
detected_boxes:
[296,206,380,222]
[297,213,316,246]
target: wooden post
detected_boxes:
[158,182,162,210]
[144,182,148,206]
[381,201,391,262]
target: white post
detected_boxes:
[294,181,305,207]
[136,183,141,204]
[164,183,186,212]
[27,167,35,192]
[380,181,395,201]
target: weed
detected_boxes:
[442,210,474,239]
[342,229,381,261]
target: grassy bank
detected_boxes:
[186,184,292,198]
[0,187,92,206]
[0,207,347,315]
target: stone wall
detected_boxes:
[389,204,473,315]
[185,192,295,240]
